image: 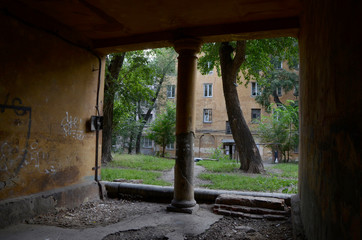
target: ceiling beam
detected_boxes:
[93,16,299,53]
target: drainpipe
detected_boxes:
[91,54,105,199]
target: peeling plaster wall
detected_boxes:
[298,0,361,239]
[0,13,105,201]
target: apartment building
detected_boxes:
[141,62,298,161]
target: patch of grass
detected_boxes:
[199,173,298,194]
[101,168,172,186]
[267,163,299,179]
[196,159,239,173]
[109,154,175,171]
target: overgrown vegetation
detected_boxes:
[256,101,299,162]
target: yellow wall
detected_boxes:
[0,13,104,200]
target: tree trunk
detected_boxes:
[102,95,114,164]
[219,41,264,173]
[102,53,125,164]
[135,73,167,154]
[128,135,133,154]
[135,101,142,154]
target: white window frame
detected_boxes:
[142,137,152,148]
[203,83,213,97]
[251,82,261,96]
[166,142,175,150]
[167,85,175,98]
[276,87,282,96]
[203,109,212,123]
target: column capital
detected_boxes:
[173,38,202,54]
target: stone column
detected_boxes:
[167,39,201,214]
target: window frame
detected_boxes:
[167,85,175,98]
[203,108,212,123]
[142,136,152,148]
[251,82,261,96]
[203,83,213,97]
[166,142,175,150]
[251,108,261,123]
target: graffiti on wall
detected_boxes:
[0,94,32,172]
[61,112,84,140]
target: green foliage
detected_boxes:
[110,153,175,171]
[210,145,230,161]
[198,37,299,84]
[111,48,177,152]
[146,101,176,157]
[256,101,299,162]
[101,168,172,186]
[199,173,297,193]
[255,70,299,109]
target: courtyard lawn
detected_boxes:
[108,154,175,171]
[196,158,239,173]
[267,163,299,179]
[102,154,298,193]
[101,168,172,186]
[198,173,298,193]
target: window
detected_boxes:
[166,142,175,150]
[167,85,175,98]
[251,82,261,96]
[142,137,152,148]
[251,109,261,123]
[276,87,282,96]
[203,109,212,123]
[226,121,232,134]
[207,61,213,74]
[203,83,213,97]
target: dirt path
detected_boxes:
[161,163,212,187]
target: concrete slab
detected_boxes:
[0,203,222,240]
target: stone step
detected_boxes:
[214,208,288,221]
[215,194,287,211]
[214,203,290,216]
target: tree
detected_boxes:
[102,53,125,164]
[257,101,299,162]
[135,48,177,154]
[112,50,155,154]
[198,37,298,173]
[146,101,176,157]
[102,50,154,162]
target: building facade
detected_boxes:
[142,61,299,162]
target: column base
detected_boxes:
[167,203,199,214]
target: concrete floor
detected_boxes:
[0,203,222,240]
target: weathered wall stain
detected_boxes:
[0,12,104,202]
[0,94,32,190]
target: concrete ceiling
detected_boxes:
[1,0,301,54]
